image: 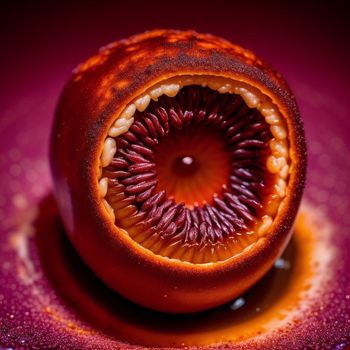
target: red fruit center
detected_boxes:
[154,124,231,208]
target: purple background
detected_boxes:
[1,1,350,349]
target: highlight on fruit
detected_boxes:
[50,29,306,313]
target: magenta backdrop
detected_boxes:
[1,1,350,349]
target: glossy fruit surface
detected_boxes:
[50,30,306,313]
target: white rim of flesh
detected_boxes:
[97,74,290,246]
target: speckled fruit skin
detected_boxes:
[50,29,306,313]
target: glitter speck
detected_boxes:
[274,258,291,270]
[12,194,28,209]
[230,297,245,310]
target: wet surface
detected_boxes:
[1,2,350,349]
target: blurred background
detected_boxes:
[0,1,350,349]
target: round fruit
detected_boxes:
[50,29,306,313]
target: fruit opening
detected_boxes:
[98,75,290,264]
[153,122,232,207]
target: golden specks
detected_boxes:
[77,54,108,74]
[114,79,130,89]
[44,306,94,336]
[129,51,147,63]
[117,60,130,71]
[125,43,140,52]
[196,41,220,50]
[166,34,187,43]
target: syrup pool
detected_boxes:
[0,189,349,349]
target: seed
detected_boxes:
[266,156,279,174]
[114,117,134,129]
[270,138,288,157]
[142,190,166,211]
[275,178,287,198]
[135,185,156,202]
[131,121,149,137]
[108,125,129,137]
[129,163,155,174]
[277,157,287,169]
[259,102,278,117]
[126,180,157,195]
[265,194,280,217]
[131,144,154,157]
[238,87,260,108]
[143,116,158,138]
[121,172,155,185]
[265,113,281,125]
[149,85,163,101]
[102,199,115,221]
[280,164,289,179]
[101,137,117,167]
[271,124,287,140]
[120,104,136,119]
[135,94,151,112]
[162,84,180,97]
[257,215,272,237]
[218,83,231,93]
[98,177,108,197]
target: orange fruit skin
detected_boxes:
[50,29,306,313]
